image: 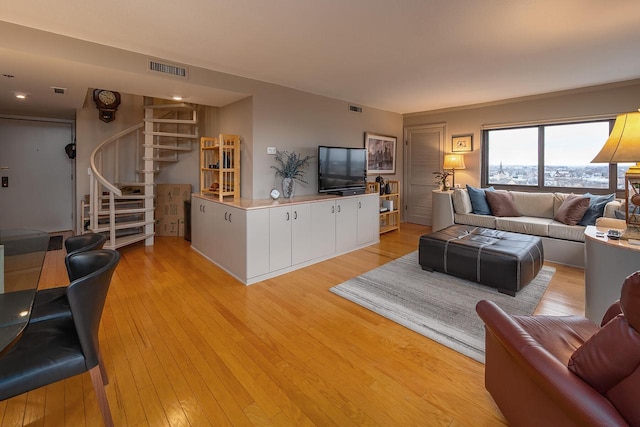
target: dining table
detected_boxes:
[0,229,50,356]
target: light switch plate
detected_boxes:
[267,147,277,155]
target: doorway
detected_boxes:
[0,117,74,232]
[404,124,445,225]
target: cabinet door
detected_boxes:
[291,203,311,265]
[335,197,358,253]
[269,205,292,271]
[192,198,215,258]
[311,200,336,259]
[224,205,246,279]
[357,195,379,245]
[246,209,270,279]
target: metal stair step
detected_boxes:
[143,144,192,151]
[141,157,178,162]
[143,118,197,125]
[89,219,155,233]
[97,207,154,215]
[104,232,155,250]
[143,131,198,139]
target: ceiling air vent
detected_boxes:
[148,59,188,79]
[348,104,363,113]
[51,87,66,94]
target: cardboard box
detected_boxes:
[155,184,191,236]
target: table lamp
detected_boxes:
[443,153,466,188]
[592,109,640,238]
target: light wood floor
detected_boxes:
[0,223,585,426]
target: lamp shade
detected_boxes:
[592,111,640,163]
[443,153,466,170]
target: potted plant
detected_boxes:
[433,170,452,191]
[271,150,314,198]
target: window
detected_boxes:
[483,119,623,192]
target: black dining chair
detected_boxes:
[30,233,107,323]
[0,249,120,427]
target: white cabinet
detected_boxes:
[311,200,336,260]
[269,204,312,271]
[357,195,379,245]
[335,197,358,253]
[192,197,215,258]
[312,194,379,256]
[191,195,269,282]
[192,193,378,285]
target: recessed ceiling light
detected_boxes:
[15,94,27,99]
[172,96,183,101]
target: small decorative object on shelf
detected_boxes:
[271,150,313,198]
[200,134,240,200]
[433,170,452,191]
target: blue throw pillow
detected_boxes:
[578,193,615,226]
[466,185,495,215]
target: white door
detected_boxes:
[311,200,336,259]
[0,117,74,231]
[357,195,378,245]
[335,197,358,253]
[291,203,312,265]
[404,124,445,225]
[269,205,292,271]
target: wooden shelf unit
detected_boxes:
[367,180,400,234]
[200,134,240,200]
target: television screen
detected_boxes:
[318,146,367,193]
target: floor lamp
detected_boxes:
[443,153,466,188]
[592,109,640,239]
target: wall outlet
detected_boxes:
[267,146,277,155]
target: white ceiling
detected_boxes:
[1,0,640,117]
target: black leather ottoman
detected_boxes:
[419,224,544,296]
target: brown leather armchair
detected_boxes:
[476,272,640,427]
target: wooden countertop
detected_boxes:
[584,225,640,252]
[192,191,376,210]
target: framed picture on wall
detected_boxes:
[452,134,473,152]
[365,132,397,174]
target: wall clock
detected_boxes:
[93,89,121,123]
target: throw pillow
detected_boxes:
[485,190,520,217]
[568,315,640,423]
[578,193,615,226]
[554,194,590,226]
[452,188,472,214]
[466,185,495,215]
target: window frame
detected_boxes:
[480,119,621,196]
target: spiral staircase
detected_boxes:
[87,101,198,249]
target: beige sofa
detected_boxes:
[443,189,621,267]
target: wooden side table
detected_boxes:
[584,225,640,323]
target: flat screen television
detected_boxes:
[318,146,367,194]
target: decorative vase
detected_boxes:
[282,177,295,198]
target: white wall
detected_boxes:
[250,85,403,199]
[403,80,640,188]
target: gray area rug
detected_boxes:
[330,251,554,363]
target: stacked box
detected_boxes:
[155,184,191,236]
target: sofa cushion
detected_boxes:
[554,194,590,226]
[466,185,494,215]
[511,191,555,218]
[579,193,615,226]
[486,190,520,217]
[568,315,640,424]
[548,222,586,242]
[495,217,552,237]
[452,188,472,214]
[454,213,497,229]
